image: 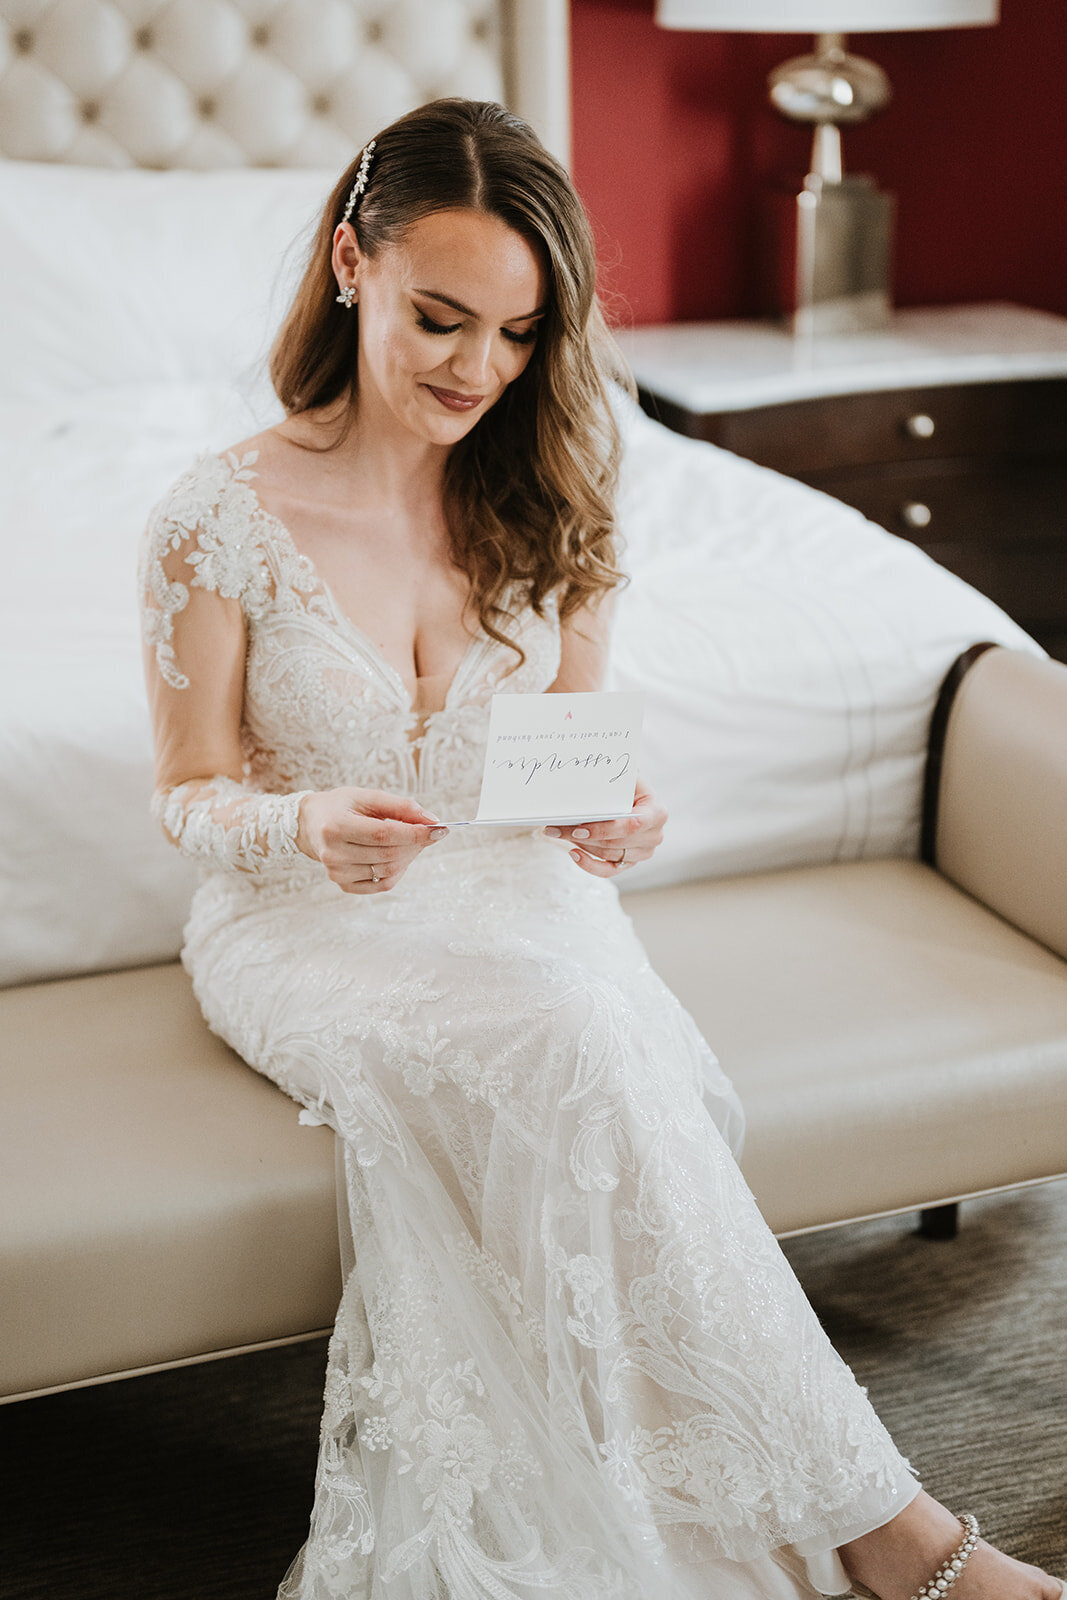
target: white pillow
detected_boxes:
[0,626,197,987]
[0,382,286,987]
[0,159,338,400]
[609,392,1044,891]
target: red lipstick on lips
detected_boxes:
[426,385,484,412]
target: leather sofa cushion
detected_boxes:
[1,965,340,1400]
[934,648,1067,963]
[624,858,1067,1235]
[4,858,1066,1399]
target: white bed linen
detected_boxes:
[0,159,336,399]
[0,383,265,986]
[0,378,1041,986]
[610,392,1043,888]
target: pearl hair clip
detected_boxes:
[341,139,377,224]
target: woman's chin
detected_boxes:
[411,391,487,441]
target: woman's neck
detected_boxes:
[297,389,451,518]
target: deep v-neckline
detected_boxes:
[229,453,491,713]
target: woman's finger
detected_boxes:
[335,815,443,851]
[322,834,441,875]
[569,850,624,877]
[545,815,643,847]
[350,790,442,828]
[340,874,399,894]
[575,826,661,863]
[581,835,644,860]
[554,777,666,874]
[332,860,412,893]
[569,844,646,876]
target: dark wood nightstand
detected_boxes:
[615,304,1067,664]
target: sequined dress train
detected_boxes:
[139,449,921,1600]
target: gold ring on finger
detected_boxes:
[369,864,380,883]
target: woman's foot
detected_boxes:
[838,1490,1063,1600]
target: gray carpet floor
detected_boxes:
[3,1181,1064,1599]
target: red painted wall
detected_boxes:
[570,0,1067,327]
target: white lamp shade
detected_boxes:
[656,0,998,29]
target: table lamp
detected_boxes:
[655,1,1000,336]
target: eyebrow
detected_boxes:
[414,289,547,322]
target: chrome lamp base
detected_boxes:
[768,171,895,337]
[763,33,896,337]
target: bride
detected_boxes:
[138,98,1062,1600]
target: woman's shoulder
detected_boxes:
[147,443,251,535]
[150,418,294,520]
[210,422,290,485]
[140,432,285,605]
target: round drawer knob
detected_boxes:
[901,501,933,530]
[904,412,936,439]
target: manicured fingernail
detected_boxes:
[430,827,448,841]
[543,826,561,837]
[570,849,581,862]
[573,828,590,840]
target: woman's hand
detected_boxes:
[543,776,667,878]
[297,788,448,893]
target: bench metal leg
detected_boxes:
[917,1202,959,1240]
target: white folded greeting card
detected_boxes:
[438,690,645,827]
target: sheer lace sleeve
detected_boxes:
[138,451,314,878]
[147,777,312,877]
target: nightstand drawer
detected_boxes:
[625,306,1067,663]
[649,378,1067,477]
[803,459,1067,545]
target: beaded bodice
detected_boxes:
[138,448,561,874]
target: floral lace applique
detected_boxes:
[151,775,313,878]
[138,448,561,879]
[389,1022,515,1108]
[139,448,310,691]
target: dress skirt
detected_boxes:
[181,826,920,1600]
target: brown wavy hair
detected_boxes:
[267,97,635,667]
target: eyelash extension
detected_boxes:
[416,311,538,345]
[416,312,460,336]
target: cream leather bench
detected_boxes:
[3,644,1066,1403]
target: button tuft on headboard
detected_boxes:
[0,0,565,171]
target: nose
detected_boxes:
[448,330,494,390]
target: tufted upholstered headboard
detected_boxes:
[0,0,570,169]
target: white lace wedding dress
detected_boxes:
[139,449,921,1600]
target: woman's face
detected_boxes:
[336,207,548,446]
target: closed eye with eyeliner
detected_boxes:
[415,309,539,344]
